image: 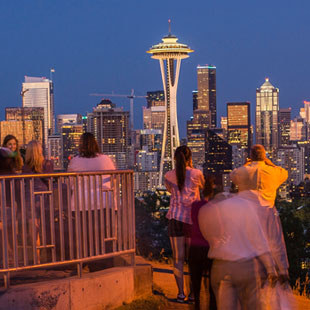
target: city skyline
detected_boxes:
[0,1,309,138]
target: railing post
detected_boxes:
[0,170,135,288]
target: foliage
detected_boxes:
[276,198,310,295]
[114,295,167,310]
[135,191,171,261]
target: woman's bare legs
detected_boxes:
[170,236,186,296]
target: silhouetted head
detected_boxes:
[79,132,100,158]
[250,144,266,161]
[174,145,192,191]
[203,173,223,198]
[0,147,16,174]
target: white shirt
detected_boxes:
[198,191,276,273]
[68,154,116,211]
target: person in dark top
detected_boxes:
[189,175,218,310]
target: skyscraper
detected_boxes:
[0,120,43,148]
[147,24,193,186]
[87,99,130,169]
[62,124,83,169]
[197,65,217,128]
[48,134,63,170]
[256,78,279,154]
[278,108,291,147]
[192,90,198,111]
[204,129,232,175]
[186,111,210,169]
[146,91,165,108]
[22,76,55,154]
[56,114,82,133]
[299,101,310,139]
[5,107,44,147]
[227,102,251,155]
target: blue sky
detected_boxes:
[0,0,309,138]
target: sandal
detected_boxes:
[176,294,186,303]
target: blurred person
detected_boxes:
[189,175,217,310]
[164,145,204,303]
[199,190,278,310]
[3,135,23,173]
[230,144,289,283]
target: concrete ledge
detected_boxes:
[0,264,152,310]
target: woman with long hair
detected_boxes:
[23,140,53,175]
[164,145,204,303]
[68,133,116,260]
[68,132,115,176]
[3,135,23,173]
[22,141,53,263]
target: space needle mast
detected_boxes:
[147,20,193,186]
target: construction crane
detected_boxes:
[89,89,146,137]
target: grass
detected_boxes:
[115,285,168,310]
[114,295,167,310]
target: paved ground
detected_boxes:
[149,259,310,310]
[150,260,208,310]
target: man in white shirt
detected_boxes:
[199,191,277,310]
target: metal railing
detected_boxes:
[0,170,135,288]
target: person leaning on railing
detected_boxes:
[22,140,54,263]
[22,140,54,215]
[0,147,19,266]
[67,132,116,210]
[67,132,116,258]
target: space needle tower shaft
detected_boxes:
[147,20,193,186]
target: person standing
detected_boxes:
[67,132,116,202]
[199,190,278,310]
[22,140,54,184]
[230,144,288,208]
[22,140,54,263]
[67,133,116,258]
[164,145,204,302]
[230,144,290,286]
[189,175,217,310]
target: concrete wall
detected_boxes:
[0,264,152,310]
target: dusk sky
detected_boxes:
[0,0,309,138]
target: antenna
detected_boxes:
[168,19,171,35]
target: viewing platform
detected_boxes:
[0,170,152,309]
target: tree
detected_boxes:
[135,191,171,260]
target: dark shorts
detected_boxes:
[168,219,192,237]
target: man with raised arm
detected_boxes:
[230,144,288,208]
[230,144,289,284]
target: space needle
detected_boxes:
[147,21,193,186]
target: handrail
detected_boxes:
[0,170,135,289]
[0,170,133,179]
